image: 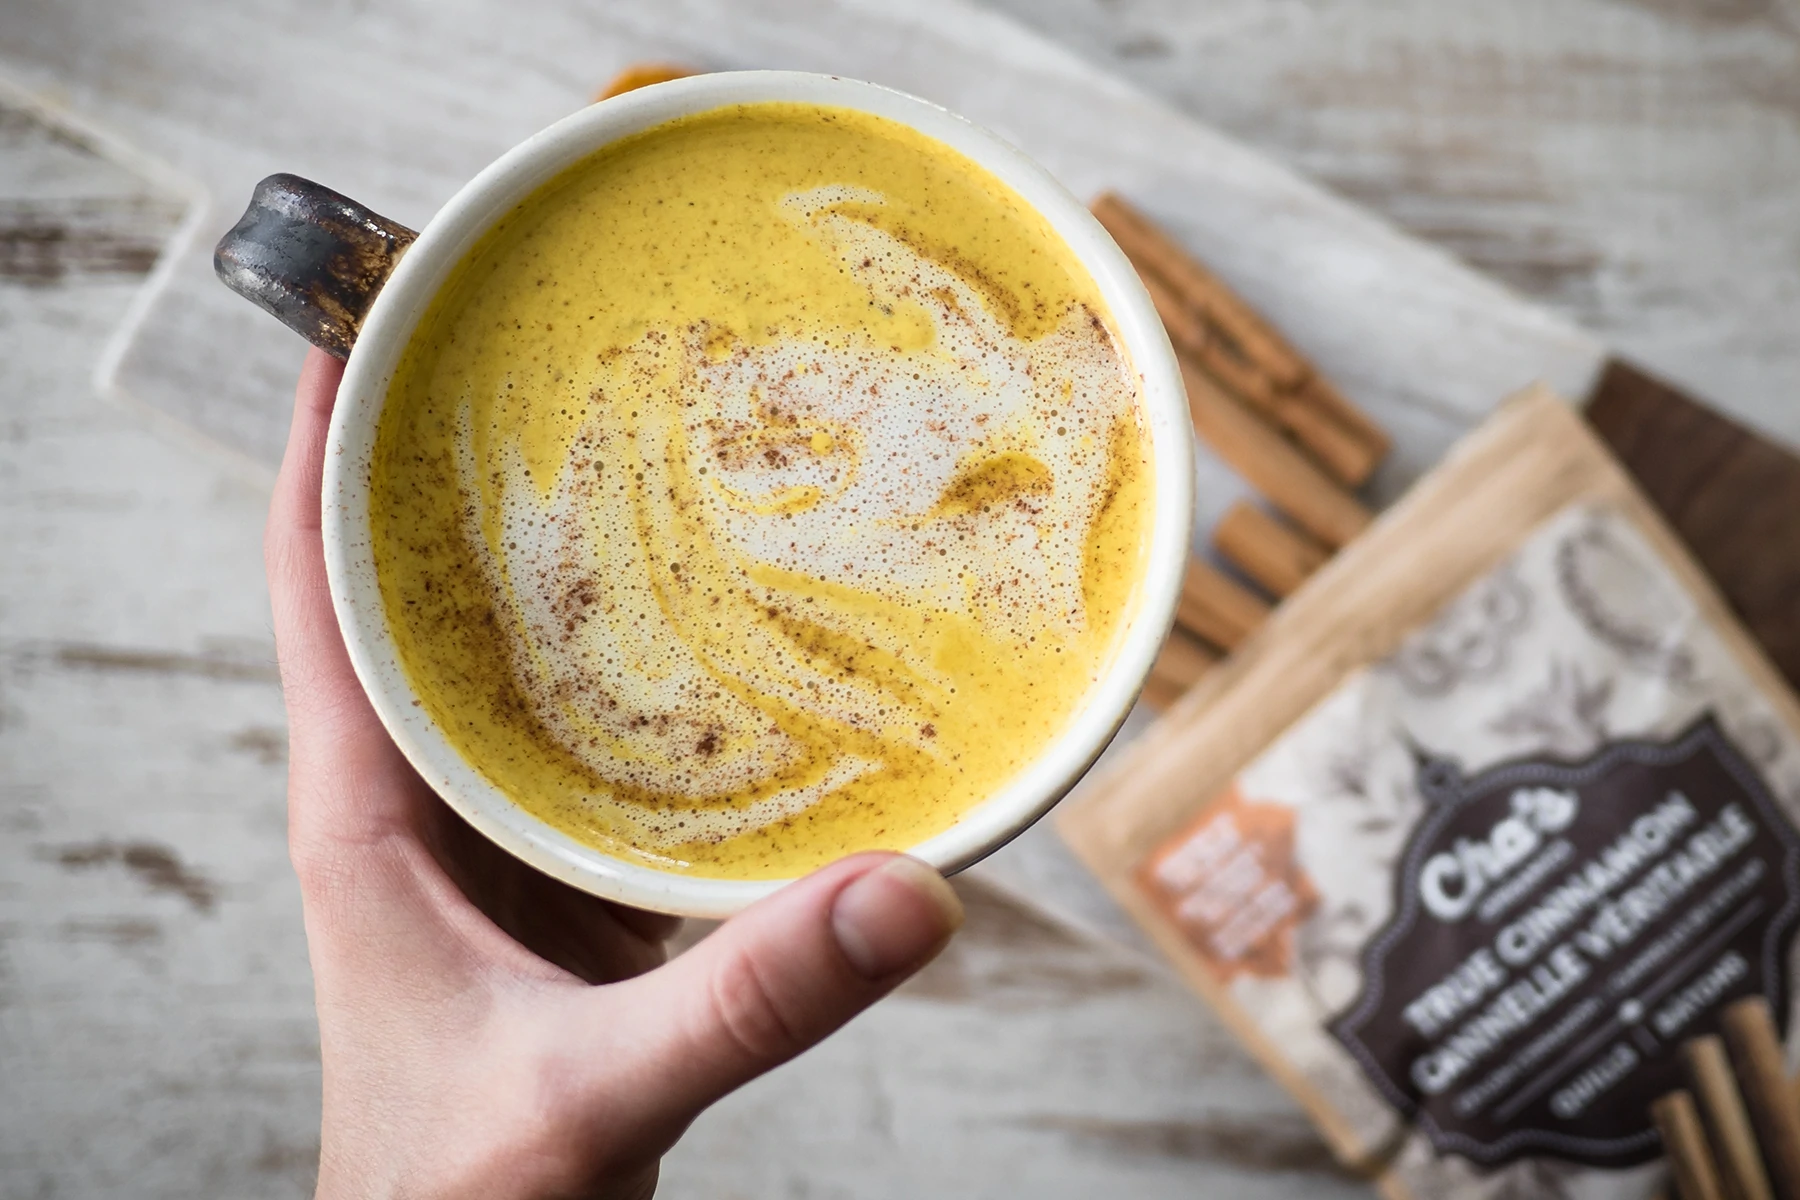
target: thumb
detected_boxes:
[610,853,962,1126]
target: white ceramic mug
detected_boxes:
[215,70,1193,917]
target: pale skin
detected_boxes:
[271,348,966,1199]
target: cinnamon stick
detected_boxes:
[1654,1090,1728,1200]
[1092,191,1389,487]
[1142,628,1218,711]
[1092,192,1304,388]
[1179,356,1372,549]
[1297,373,1386,477]
[1213,500,1330,598]
[1686,1035,1776,1200]
[1723,998,1800,1200]
[1132,267,1289,412]
[1134,267,1379,487]
[1177,559,1271,651]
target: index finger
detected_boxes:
[267,348,424,848]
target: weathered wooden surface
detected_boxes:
[988,0,1800,450]
[2,1,1798,1197]
[0,99,314,1196]
[0,88,1361,1200]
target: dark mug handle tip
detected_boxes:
[213,173,419,358]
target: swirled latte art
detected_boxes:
[372,103,1152,878]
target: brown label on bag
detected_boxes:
[1138,786,1318,981]
[1330,714,1800,1168]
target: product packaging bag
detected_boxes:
[1061,387,1800,1198]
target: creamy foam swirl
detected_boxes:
[454,187,1137,847]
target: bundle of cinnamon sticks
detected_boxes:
[1653,996,1800,1200]
[1090,193,1390,709]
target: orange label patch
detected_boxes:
[1137,786,1317,981]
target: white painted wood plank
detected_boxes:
[0,104,317,1199]
[986,0,1800,451]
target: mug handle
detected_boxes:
[213,174,419,358]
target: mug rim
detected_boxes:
[323,70,1194,918]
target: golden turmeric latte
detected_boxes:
[371,102,1153,879]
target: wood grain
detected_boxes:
[986,0,1800,453]
[1587,359,1800,694]
[0,97,319,1199]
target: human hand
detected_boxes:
[268,348,964,1200]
